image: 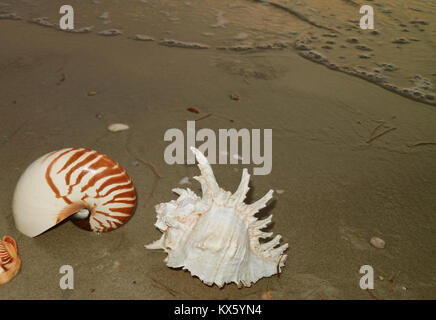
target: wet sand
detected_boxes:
[1,0,436,299]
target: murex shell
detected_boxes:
[146,147,288,287]
[13,148,136,237]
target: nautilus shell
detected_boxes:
[13,148,136,237]
[0,236,21,285]
[146,147,288,288]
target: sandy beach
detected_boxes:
[0,0,435,299]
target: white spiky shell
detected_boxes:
[13,148,136,237]
[146,147,288,288]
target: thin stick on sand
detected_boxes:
[132,156,162,179]
[124,133,162,179]
[407,141,436,148]
[369,122,386,137]
[366,127,397,144]
[195,113,213,122]
[150,278,178,297]
[303,285,322,300]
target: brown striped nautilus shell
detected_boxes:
[0,236,21,285]
[12,148,136,237]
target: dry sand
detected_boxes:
[0,0,435,299]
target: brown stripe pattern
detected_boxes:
[0,241,12,266]
[44,148,136,233]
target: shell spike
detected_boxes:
[253,231,273,239]
[191,147,219,198]
[230,168,250,205]
[246,189,274,216]
[172,188,185,196]
[260,234,282,252]
[251,214,273,230]
[270,243,289,260]
[145,235,165,250]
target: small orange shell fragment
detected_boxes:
[260,290,273,300]
[0,236,21,285]
[230,93,240,101]
[187,107,200,114]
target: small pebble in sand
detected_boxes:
[107,123,130,132]
[276,189,285,195]
[230,93,240,101]
[370,236,385,249]
[179,177,190,185]
[88,90,97,96]
[378,276,384,281]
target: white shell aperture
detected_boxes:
[13,148,136,237]
[146,147,288,288]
